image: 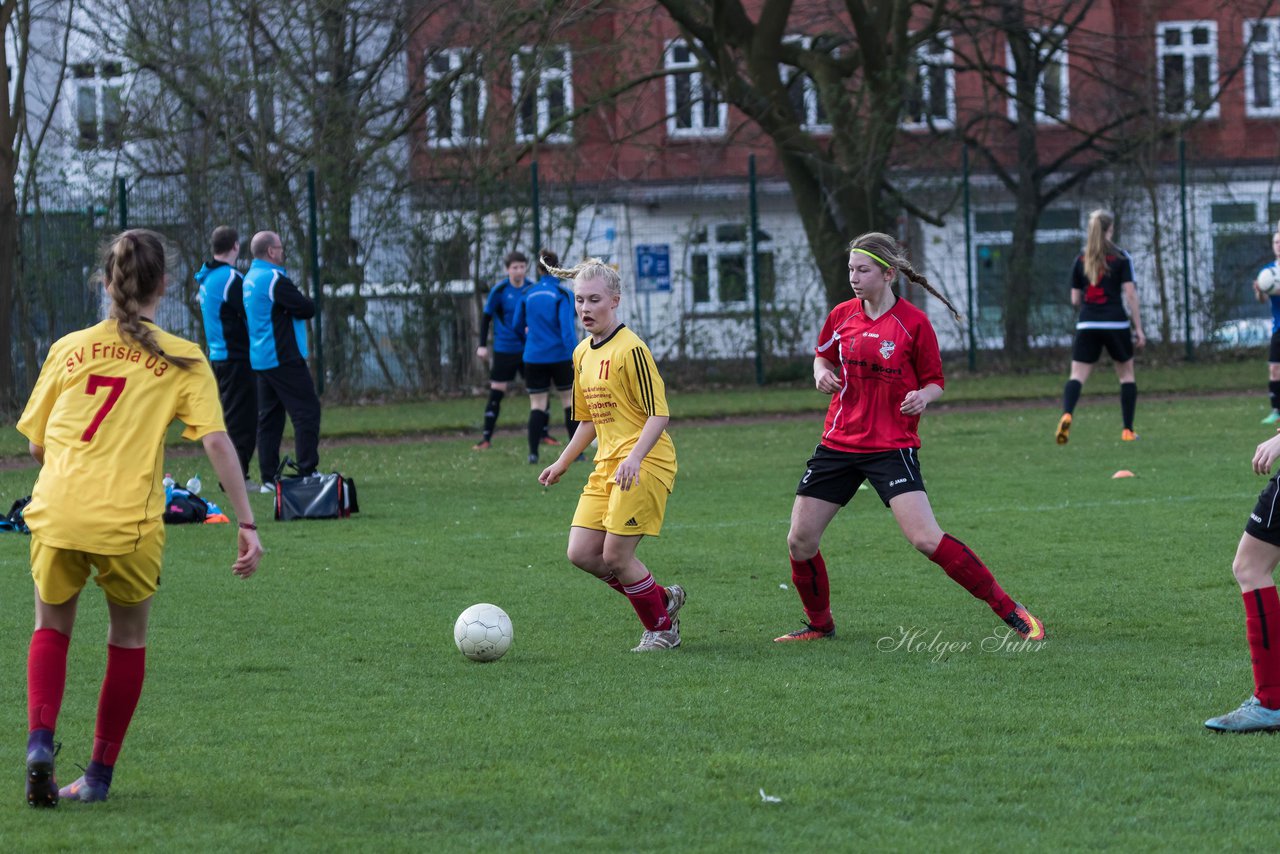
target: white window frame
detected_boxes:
[901,31,955,131]
[1005,28,1069,123]
[688,222,773,312]
[781,35,831,133]
[512,44,573,144]
[664,39,726,139]
[1244,18,1280,117]
[425,48,487,148]
[1156,20,1219,119]
[70,58,126,151]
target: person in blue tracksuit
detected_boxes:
[242,230,320,487]
[195,226,257,485]
[1254,232,1280,424]
[514,250,580,463]
[474,251,532,450]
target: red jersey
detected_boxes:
[813,297,945,452]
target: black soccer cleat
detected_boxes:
[26,742,59,808]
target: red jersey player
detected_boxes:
[774,232,1046,643]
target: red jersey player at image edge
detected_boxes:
[535,256,685,653]
[17,229,263,808]
[775,231,1046,644]
[1203,430,1280,732]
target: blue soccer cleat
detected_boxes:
[1204,695,1280,733]
[58,775,110,803]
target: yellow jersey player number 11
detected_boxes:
[536,257,685,653]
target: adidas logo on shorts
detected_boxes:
[625,517,639,527]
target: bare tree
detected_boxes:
[1,0,77,409]
[947,0,1275,356]
[653,0,949,309]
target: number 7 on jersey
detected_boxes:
[82,374,127,442]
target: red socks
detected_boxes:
[91,645,147,767]
[621,573,672,631]
[930,534,1016,618]
[28,631,146,769]
[790,553,833,631]
[27,628,71,733]
[604,573,665,603]
[1245,587,1280,709]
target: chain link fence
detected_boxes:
[10,154,1280,402]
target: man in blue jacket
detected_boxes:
[474,251,532,450]
[195,225,257,486]
[243,230,320,487]
[513,250,579,463]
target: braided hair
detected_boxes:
[539,255,622,296]
[848,232,964,323]
[100,229,197,370]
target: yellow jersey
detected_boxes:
[17,319,225,554]
[572,324,677,488]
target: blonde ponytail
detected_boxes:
[540,255,622,296]
[1083,209,1115,285]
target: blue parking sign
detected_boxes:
[635,245,671,293]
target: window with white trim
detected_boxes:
[902,32,954,130]
[689,223,775,311]
[513,45,572,144]
[425,48,486,147]
[1157,21,1218,118]
[1245,19,1280,117]
[782,36,830,131]
[72,59,124,150]
[1005,29,1069,123]
[664,40,725,138]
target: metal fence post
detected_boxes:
[531,160,540,256]
[962,145,975,371]
[117,177,128,231]
[749,154,764,385]
[1179,136,1193,361]
[308,169,325,394]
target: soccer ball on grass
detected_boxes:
[453,603,513,662]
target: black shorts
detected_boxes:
[795,444,926,508]
[1072,327,1134,364]
[1245,474,1280,546]
[525,360,574,394]
[1268,330,1280,363]
[490,350,525,383]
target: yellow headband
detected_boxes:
[851,247,892,268]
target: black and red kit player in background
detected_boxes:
[1055,208,1145,445]
[775,232,1046,643]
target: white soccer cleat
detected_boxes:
[631,623,681,652]
[1204,695,1280,733]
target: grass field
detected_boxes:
[0,387,1276,849]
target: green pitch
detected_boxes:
[0,393,1273,848]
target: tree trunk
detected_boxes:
[0,153,17,409]
[1003,195,1040,358]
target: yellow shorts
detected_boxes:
[571,459,673,537]
[30,526,165,606]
